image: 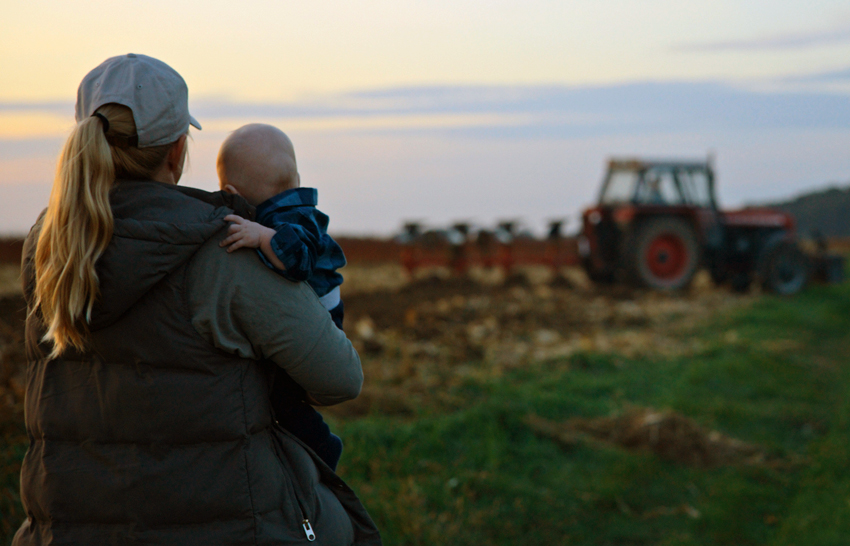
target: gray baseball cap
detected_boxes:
[75,53,201,148]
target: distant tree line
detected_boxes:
[763,185,850,238]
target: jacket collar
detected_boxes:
[89,180,231,330]
[256,187,317,218]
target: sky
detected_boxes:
[2,0,850,236]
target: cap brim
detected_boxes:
[189,115,202,131]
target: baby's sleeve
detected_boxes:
[266,210,328,282]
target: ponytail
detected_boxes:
[33,103,176,358]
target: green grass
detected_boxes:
[334,281,850,545]
[0,432,26,543]
[2,282,850,545]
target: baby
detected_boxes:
[217,123,347,470]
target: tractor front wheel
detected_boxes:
[630,217,699,290]
[760,242,810,295]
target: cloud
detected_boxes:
[784,66,850,82]
[674,26,850,52]
[4,81,850,140]
[0,101,69,113]
[201,82,850,134]
[3,83,850,236]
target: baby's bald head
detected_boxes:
[217,124,300,206]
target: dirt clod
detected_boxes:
[525,408,794,468]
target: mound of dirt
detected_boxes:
[525,408,792,468]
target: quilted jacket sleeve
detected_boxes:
[186,230,362,405]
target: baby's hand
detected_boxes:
[221,215,275,252]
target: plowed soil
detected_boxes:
[0,265,754,462]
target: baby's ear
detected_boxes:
[223,184,241,196]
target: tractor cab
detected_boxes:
[599,160,716,209]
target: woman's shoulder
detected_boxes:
[185,233,362,402]
[175,186,256,220]
[111,180,228,225]
[188,232,313,302]
[185,232,330,347]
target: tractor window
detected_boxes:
[600,170,639,205]
[635,168,682,205]
[678,169,712,207]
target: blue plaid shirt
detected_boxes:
[255,187,345,297]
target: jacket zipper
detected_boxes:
[271,424,318,542]
[302,518,316,541]
[290,467,317,542]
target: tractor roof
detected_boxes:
[608,158,711,172]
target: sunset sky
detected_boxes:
[2,1,850,235]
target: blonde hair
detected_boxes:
[34,103,177,357]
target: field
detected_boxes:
[1,261,849,545]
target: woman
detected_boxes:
[14,54,380,546]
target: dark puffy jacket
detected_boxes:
[14,181,380,546]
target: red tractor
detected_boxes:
[579,158,811,294]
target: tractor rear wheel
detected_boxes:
[760,242,810,295]
[630,217,699,290]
